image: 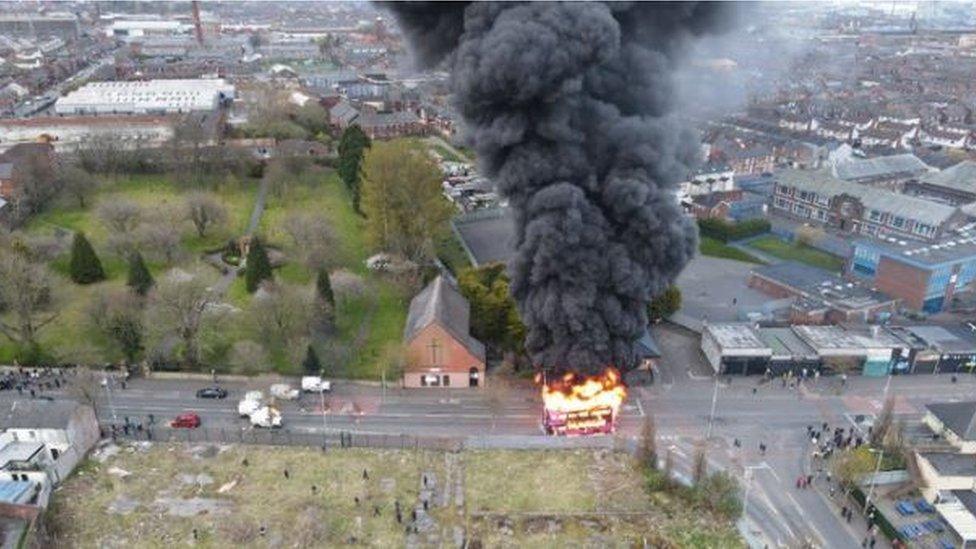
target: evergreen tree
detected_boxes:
[69,232,105,284]
[126,251,154,297]
[316,268,335,309]
[244,237,273,293]
[302,344,322,375]
[337,125,371,213]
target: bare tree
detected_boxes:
[58,164,100,209]
[0,251,58,345]
[184,192,228,238]
[136,223,183,264]
[11,148,57,217]
[330,269,366,302]
[86,288,145,364]
[692,442,708,485]
[872,395,895,447]
[97,199,143,234]
[228,340,270,375]
[284,212,339,270]
[149,268,220,368]
[637,412,659,470]
[247,282,314,350]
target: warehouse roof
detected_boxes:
[918,160,976,194]
[926,401,976,441]
[55,79,233,114]
[777,169,958,227]
[832,153,931,182]
[704,324,769,351]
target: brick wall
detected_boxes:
[748,273,799,299]
[874,256,930,310]
[404,324,484,389]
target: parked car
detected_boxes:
[171,412,201,429]
[196,386,228,399]
[301,376,331,393]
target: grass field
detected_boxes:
[699,236,764,264]
[746,235,846,271]
[45,443,742,548]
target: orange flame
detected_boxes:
[539,368,627,416]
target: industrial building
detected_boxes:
[55,79,235,116]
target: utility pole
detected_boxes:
[706,376,720,439]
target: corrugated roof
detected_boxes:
[919,160,976,194]
[777,169,959,227]
[832,153,930,181]
[404,276,485,361]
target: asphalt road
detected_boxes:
[5,345,976,547]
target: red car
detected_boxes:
[170,412,201,429]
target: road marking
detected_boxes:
[784,491,827,547]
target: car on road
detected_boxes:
[301,376,331,393]
[170,412,201,429]
[195,386,228,399]
[270,383,299,400]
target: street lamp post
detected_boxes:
[105,374,118,423]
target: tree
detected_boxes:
[65,366,102,419]
[485,375,510,431]
[149,268,221,367]
[244,237,274,293]
[228,340,269,375]
[184,192,228,238]
[0,251,58,346]
[648,285,681,321]
[284,213,338,270]
[872,395,895,447]
[69,232,106,284]
[457,264,525,354]
[127,251,154,297]
[59,165,99,208]
[136,223,182,265]
[796,225,827,247]
[831,446,876,492]
[314,268,336,331]
[87,288,144,363]
[362,140,454,262]
[169,115,211,183]
[302,344,322,375]
[337,125,371,212]
[695,471,743,519]
[293,102,330,136]
[10,146,57,217]
[247,282,313,350]
[97,199,142,234]
[637,413,659,470]
[692,442,708,485]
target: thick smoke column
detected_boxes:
[386,2,729,376]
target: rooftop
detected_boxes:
[919,451,976,476]
[0,400,80,430]
[777,168,959,227]
[0,441,43,470]
[704,324,770,351]
[792,324,905,351]
[0,481,31,505]
[926,401,976,441]
[752,261,896,311]
[756,327,818,359]
[452,208,515,266]
[904,325,976,353]
[855,226,976,267]
[404,276,485,361]
[918,160,976,195]
[831,153,931,182]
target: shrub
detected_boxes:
[698,218,770,243]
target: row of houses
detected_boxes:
[701,322,976,376]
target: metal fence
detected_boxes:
[100,423,463,452]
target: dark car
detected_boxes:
[195,386,228,399]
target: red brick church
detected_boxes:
[402,276,486,389]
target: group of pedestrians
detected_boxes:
[4,366,71,398]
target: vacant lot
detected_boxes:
[746,234,846,271]
[44,443,741,548]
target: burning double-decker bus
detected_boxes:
[538,368,627,436]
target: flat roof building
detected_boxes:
[700,324,772,374]
[851,230,976,313]
[55,79,235,116]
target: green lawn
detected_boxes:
[747,235,846,271]
[699,236,763,264]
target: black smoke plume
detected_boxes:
[386,2,730,376]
